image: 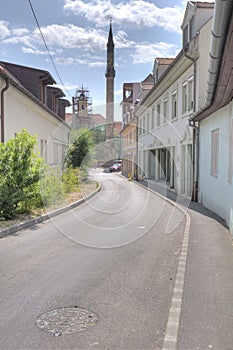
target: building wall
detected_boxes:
[0,77,69,167]
[199,101,233,234]
[122,123,137,178]
[196,18,212,109]
[136,6,212,197]
[137,63,194,196]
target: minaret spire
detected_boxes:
[105,20,115,79]
[105,21,115,160]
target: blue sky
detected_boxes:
[0,0,214,119]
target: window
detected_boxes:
[188,77,194,111]
[40,81,46,104]
[52,95,57,114]
[147,113,150,132]
[182,82,188,114]
[54,143,58,165]
[211,129,219,177]
[44,140,48,163]
[151,108,155,130]
[129,132,133,144]
[172,90,177,119]
[139,119,142,136]
[157,104,161,127]
[163,98,168,124]
[40,139,44,157]
[133,129,136,142]
[189,15,195,41]
[183,24,188,47]
[143,117,146,134]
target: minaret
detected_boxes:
[105,21,115,145]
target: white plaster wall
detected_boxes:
[1,79,69,166]
[196,8,214,32]
[138,64,194,194]
[199,102,233,234]
[197,18,212,109]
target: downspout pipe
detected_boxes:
[184,50,199,201]
[188,118,199,201]
[192,0,233,118]
[188,0,233,201]
[205,0,233,106]
[1,77,10,143]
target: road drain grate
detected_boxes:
[36,307,98,336]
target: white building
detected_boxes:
[192,1,233,234]
[0,62,70,167]
[136,1,214,198]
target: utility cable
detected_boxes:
[28,0,72,98]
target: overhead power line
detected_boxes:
[28,0,72,98]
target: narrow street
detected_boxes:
[0,171,186,350]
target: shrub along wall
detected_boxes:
[0,129,79,220]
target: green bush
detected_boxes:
[66,128,94,169]
[0,129,88,220]
[0,130,43,219]
[39,165,65,208]
[62,167,79,194]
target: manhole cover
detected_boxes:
[36,307,98,336]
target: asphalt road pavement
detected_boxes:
[0,171,186,350]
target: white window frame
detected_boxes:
[163,97,168,124]
[151,107,155,130]
[156,103,161,128]
[172,90,178,119]
[147,113,150,133]
[188,76,194,111]
[143,116,146,134]
[182,82,188,114]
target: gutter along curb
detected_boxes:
[0,182,101,239]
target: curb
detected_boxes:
[0,182,101,239]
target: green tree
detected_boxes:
[66,128,94,169]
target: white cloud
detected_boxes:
[12,28,30,36]
[55,82,78,91]
[0,20,11,39]
[39,24,107,51]
[56,57,90,65]
[64,0,184,33]
[3,34,36,47]
[56,55,105,68]
[2,22,108,54]
[89,61,105,67]
[132,42,179,64]
[22,46,49,55]
[114,30,135,49]
[2,20,136,57]
[0,9,181,69]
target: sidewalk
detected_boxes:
[139,178,233,350]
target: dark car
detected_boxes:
[109,163,121,172]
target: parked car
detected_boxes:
[114,159,122,164]
[109,163,121,172]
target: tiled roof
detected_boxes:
[91,113,105,125]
